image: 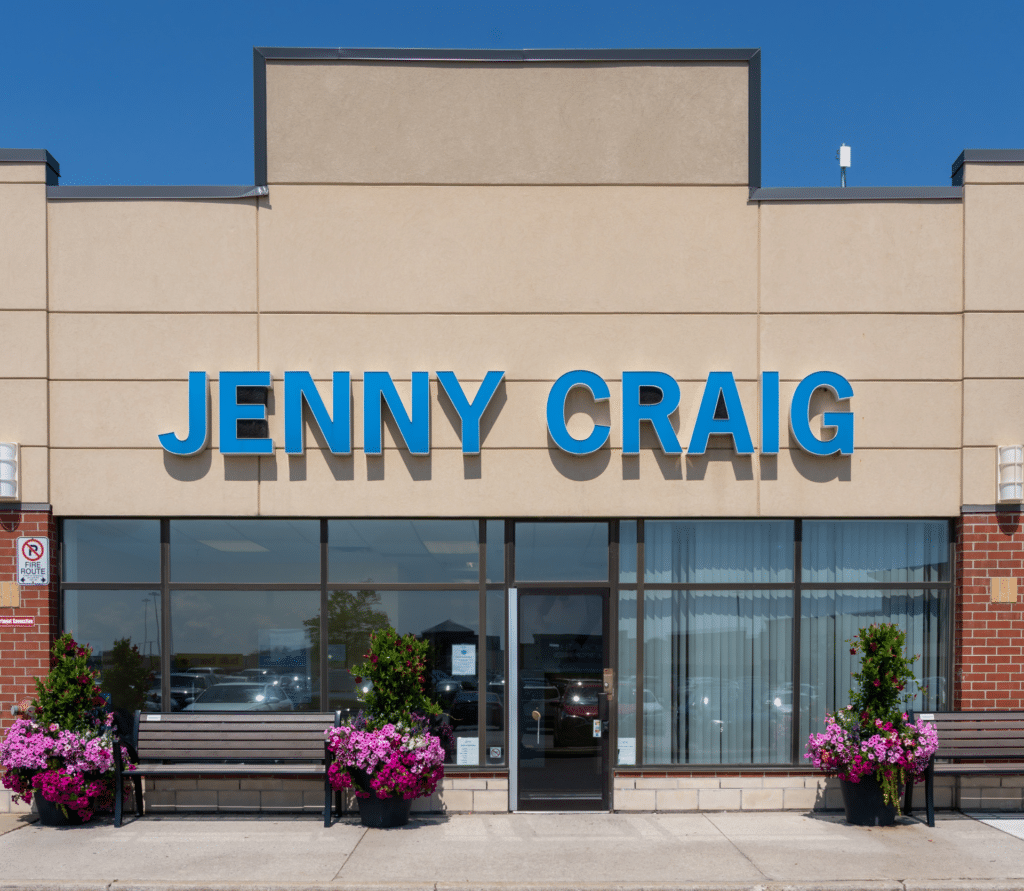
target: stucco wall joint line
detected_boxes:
[265,181,752,188]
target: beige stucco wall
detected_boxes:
[40,192,977,517]
[258,185,758,313]
[961,161,1024,504]
[0,162,49,503]
[48,200,257,313]
[22,64,1024,518]
[265,61,749,185]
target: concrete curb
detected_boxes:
[3,883,1024,891]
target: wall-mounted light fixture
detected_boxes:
[997,445,1024,503]
[0,442,19,501]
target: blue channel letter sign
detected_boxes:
[160,370,853,458]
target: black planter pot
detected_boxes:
[356,795,413,829]
[35,794,85,827]
[839,775,903,827]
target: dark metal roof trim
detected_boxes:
[46,185,268,200]
[962,504,1020,515]
[951,149,1024,178]
[254,47,760,62]
[749,186,962,202]
[0,149,60,176]
[252,47,763,189]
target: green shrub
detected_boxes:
[33,634,107,733]
[848,622,918,728]
[349,627,440,727]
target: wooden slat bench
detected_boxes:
[113,711,341,827]
[904,711,1024,827]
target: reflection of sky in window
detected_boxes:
[171,590,319,657]
[515,522,608,581]
[64,590,161,660]
[64,520,160,583]
[169,589,478,658]
[328,520,481,584]
[170,520,320,583]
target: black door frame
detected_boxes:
[508,585,612,811]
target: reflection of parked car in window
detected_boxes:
[763,683,820,718]
[678,677,741,735]
[183,683,293,711]
[450,689,503,728]
[182,667,226,685]
[430,670,467,708]
[554,681,602,747]
[238,668,283,685]
[617,687,664,719]
[520,674,560,729]
[144,673,211,712]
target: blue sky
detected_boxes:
[4,0,1023,187]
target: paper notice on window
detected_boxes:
[452,644,476,676]
[618,737,636,765]
[456,736,479,766]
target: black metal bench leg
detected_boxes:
[324,775,332,827]
[926,761,935,828]
[134,775,144,818]
[114,768,123,828]
[904,772,914,817]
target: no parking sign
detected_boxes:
[17,537,48,585]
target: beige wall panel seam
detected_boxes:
[49,446,966,452]
[756,201,761,516]
[266,180,752,187]
[961,181,967,504]
[45,178,51,503]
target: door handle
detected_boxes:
[603,667,615,702]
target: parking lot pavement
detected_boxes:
[0,811,1021,891]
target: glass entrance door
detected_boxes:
[513,588,610,810]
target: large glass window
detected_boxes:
[802,521,949,583]
[62,516,953,769]
[645,520,794,584]
[325,588,480,764]
[328,520,481,584]
[515,522,608,581]
[624,518,951,766]
[169,589,320,711]
[171,520,320,584]
[644,589,793,764]
[617,589,638,765]
[63,520,160,583]
[63,589,160,712]
[486,589,506,765]
[799,588,949,742]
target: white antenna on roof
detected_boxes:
[837,144,851,187]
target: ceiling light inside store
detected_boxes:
[200,540,268,552]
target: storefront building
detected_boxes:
[1,48,1022,815]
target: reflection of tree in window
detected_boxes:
[304,589,389,672]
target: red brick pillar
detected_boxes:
[0,507,59,733]
[956,509,1024,711]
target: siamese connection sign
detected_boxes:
[158,370,854,459]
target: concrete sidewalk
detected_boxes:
[0,810,1022,891]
